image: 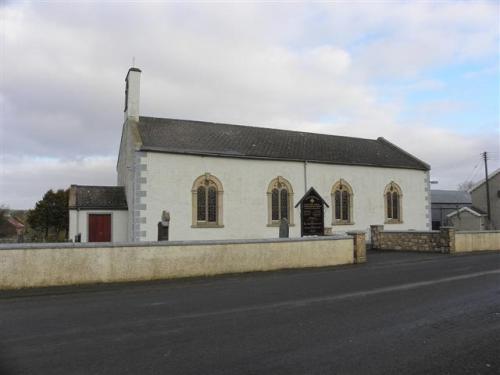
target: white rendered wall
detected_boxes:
[68,210,128,243]
[138,152,429,241]
[116,119,142,241]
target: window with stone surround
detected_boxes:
[192,173,223,228]
[331,179,353,225]
[384,181,402,223]
[267,177,294,226]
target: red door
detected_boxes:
[88,214,112,242]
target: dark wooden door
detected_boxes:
[88,214,111,242]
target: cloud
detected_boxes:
[0,1,498,208]
[0,156,116,209]
[317,1,499,77]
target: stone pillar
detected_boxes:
[440,226,456,253]
[347,231,366,263]
[370,225,384,250]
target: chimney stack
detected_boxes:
[124,67,141,121]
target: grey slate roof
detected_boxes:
[69,185,128,210]
[430,190,472,204]
[137,116,429,171]
[471,206,488,215]
[469,168,500,193]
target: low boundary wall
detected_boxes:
[371,225,500,253]
[370,225,454,253]
[0,236,356,290]
[455,231,500,252]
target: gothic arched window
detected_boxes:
[267,177,294,226]
[331,179,353,225]
[384,181,402,223]
[192,173,224,227]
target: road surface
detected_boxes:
[1,250,499,374]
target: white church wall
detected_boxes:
[117,119,143,242]
[68,210,128,243]
[139,152,429,241]
[308,163,429,233]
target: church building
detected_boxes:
[69,67,431,243]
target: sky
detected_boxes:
[1,1,499,209]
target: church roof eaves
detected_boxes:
[68,185,128,210]
[137,116,430,171]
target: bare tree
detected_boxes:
[457,180,474,191]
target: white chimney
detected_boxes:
[124,67,141,121]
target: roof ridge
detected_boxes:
[468,167,500,193]
[71,184,124,188]
[139,116,379,143]
[138,116,430,171]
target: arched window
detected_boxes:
[384,181,402,223]
[267,177,294,226]
[331,179,353,225]
[192,173,224,227]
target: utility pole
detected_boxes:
[482,151,491,228]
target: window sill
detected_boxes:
[267,223,295,227]
[191,224,224,228]
[385,219,403,224]
[332,221,355,226]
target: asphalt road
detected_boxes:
[1,250,499,375]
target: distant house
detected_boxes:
[469,168,500,230]
[444,168,500,230]
[0,215,25,242]
[430,190,471,230]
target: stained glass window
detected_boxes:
[341,191,349,220]
[272,188,279,221]
[208,186,217,222]
[386,185,401,221]
[195,178,220,225]
[333,181,351,222]
[268,178,293,224]
[386,192,392,218]
[335,190,341,220]
[280,189,288,219]
[392,192,399,219]
[197,186,206,221]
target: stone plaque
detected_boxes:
[157,222,169,241]
[279,218,289,238]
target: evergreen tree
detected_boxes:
[27,189,69,241]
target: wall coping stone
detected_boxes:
[0,235,352,251]
[381,230,440,234]
[456,230,500,234]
